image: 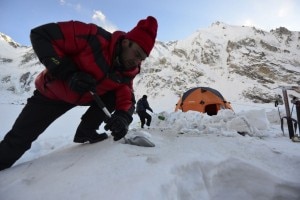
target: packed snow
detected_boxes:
[0,99,300,200]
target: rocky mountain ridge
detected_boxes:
[0,22,299,105]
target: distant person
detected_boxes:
[136,95,153,128]
[0,16,158,171]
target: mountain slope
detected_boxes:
[1,22,299,106]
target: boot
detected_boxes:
[73,125,108,144]
[146,119,151,127]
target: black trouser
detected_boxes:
[137,111,152,128]
[0,90,115,170]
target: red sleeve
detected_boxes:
[56,21,99,55]
[30,21,99,61]
[115,83,136,115]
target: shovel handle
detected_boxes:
[89,91,111,118]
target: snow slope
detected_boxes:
[0,103,300,200]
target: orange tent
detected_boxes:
[175,87,233,115]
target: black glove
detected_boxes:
[42,57,78,80]
[104,111,133,141]
[68,72,97,94]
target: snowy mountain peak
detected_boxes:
[210,21,231,28]
[0,23,300,108]
[0,32,21,48]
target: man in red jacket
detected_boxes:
[0,16,158,170]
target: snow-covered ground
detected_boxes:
[0,100,300,200]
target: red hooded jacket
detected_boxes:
[31,21,139,113]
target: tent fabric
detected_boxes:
[175,87,233,115]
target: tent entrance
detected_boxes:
[205,104,218,116]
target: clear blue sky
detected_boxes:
[1,0,299,46]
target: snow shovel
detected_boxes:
[90,90,111,119]
[280,86,300,142]
[90,90,155,147]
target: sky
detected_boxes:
[1,0,300,46]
